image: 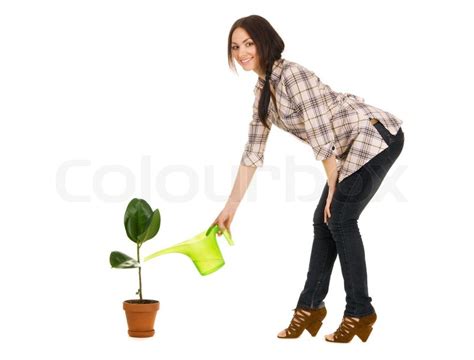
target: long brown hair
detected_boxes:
[227,15,285,129]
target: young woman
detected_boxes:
[210,15,404,343]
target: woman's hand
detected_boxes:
[209,203,238,236]
[324,185,335,224]
[321,155,338,224]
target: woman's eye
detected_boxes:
[232,46,238,50]
[246,42,254,47]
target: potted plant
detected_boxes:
[109,198,161,338]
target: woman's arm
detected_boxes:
[322,155,338,189]
[211,164,257,235]
[226,164,257,209]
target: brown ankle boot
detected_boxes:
[277,307,327,339]
[325,312,377,343]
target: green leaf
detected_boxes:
[137,209,161,243]
[124,198,153,243]
[109,251,140,269]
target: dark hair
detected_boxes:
[227,15,285,129]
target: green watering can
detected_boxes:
[144,225,234,276]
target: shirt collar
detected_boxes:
[255,58,285,90]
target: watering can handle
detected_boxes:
[206,224,234,246]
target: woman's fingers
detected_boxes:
[324,201,332,224]
[211,208,235,236]
[217,219,227,236]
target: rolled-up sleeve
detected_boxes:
[284,66,335,160]
[240,89,272,167]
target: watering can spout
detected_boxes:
[144,245,186,257]
[144,225,234,276]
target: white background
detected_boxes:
[1,0,473,358]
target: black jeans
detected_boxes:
[296,122,405,317]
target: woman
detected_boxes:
[210,15,404,343]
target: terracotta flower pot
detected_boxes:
[123,299,160,337]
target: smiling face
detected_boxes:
[231,27,262,76]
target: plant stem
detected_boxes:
[137,244,143,300]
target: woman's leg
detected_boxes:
[296,183,338,309]
[327,124,405,317]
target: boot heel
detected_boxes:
[306,321,323,337]
[277,307,327,339]
[356,325,373,342]
[325,312,377,343]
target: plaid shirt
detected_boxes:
[240,58,403,182]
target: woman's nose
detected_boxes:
[238,48,248,59]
